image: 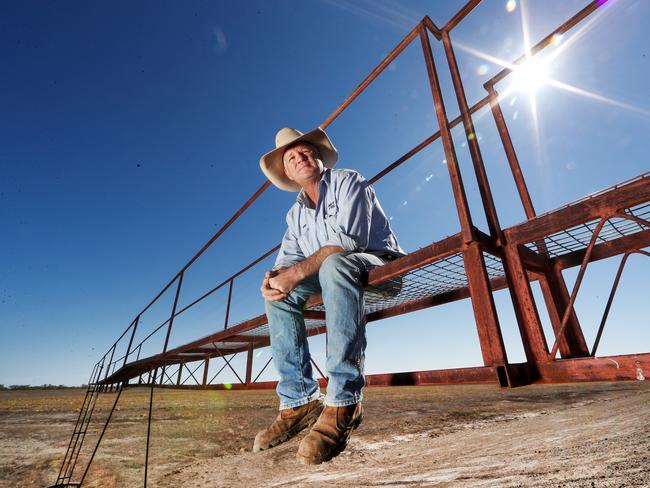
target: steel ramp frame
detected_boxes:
[52,1,650,486]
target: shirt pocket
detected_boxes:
[323,202,339,237]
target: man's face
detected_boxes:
[283,143,323,185]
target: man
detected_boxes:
[254,127,405,464]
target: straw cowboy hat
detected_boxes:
[259,127,338,192]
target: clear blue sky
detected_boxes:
[2,0,649,386]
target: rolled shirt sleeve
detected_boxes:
[273,224,305,270]
[323,172,371,252]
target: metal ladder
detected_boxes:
[52,360,106,487]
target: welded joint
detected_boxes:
[421,16,442,40]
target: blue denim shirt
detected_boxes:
[274,168,406,269]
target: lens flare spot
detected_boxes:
[224,383,232,390]
[467,132,476,141]
[513,111,519,121]
[505,0,517,13]
[550,33,564,46]
[476,64,489,76]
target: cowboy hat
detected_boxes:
[259,127,338,192]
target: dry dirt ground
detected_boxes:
[1,381,648,487]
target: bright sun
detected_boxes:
[511,57,549,95]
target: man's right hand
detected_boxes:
[261,270,289,302]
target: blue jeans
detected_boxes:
[265,252,387,409]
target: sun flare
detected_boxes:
[510,57,548,96]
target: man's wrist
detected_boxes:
[290,264,304,282]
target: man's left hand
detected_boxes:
[268,267,301,294]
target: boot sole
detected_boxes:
[297,411,364,465]
[255,403,324,452]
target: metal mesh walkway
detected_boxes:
[212,250,505,347]
[526,202,650,257]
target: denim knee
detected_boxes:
[318,253,359,289]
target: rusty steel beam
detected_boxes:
[553,227,650,270]
[536,353,650,383]
[421,16,442,40]
[517,245,549,273]
[155,353,650,390]
[502,244,549,363]
[538,266,589,359]
[505,176,650,245]
[487,86,538,220]
[463,243,508,366]
[549,217,608,359]
[147,366,501,390]
[367,233,464,284]
[442,0,482,33]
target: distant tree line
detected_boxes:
[0,384,86,390]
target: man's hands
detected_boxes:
[262,247,345,302]
[261,270,287,302]
[261,267,302,302]
[269,267,301,295]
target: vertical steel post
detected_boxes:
[487,83,589,361]
[420,25,507,366]
[245,343,254,385]
[104,344,116,382]
[202,355,210,386]
[162,272,184,353]
[463,244,508,366]
[224,279,234,330]
[144,369,156,488]
[441,30,502,241]
[418,25,475,244]
[502,244,550,363]
[176,362,184,386]
[161,272,184,381]
[123,315,140,367]
[486,85,537,219]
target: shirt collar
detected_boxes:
[295,168,332,207]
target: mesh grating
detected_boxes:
[238,318,326,339]
[226,252,505,343]
[525,203,650,257]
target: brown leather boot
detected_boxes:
[296,402,364,465]
[253,399,324,453]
